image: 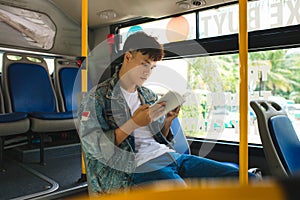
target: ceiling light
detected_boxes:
[177,1,191,10]
[97,9,118,20]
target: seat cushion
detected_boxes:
[0,118,30,135]
[29,111,75,120]
[0,112,28,123]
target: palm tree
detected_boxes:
[188,49,299,101]
[285,50,300,102]
[188,55,238,92]
[249,49,294,97]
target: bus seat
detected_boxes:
[170,117,258,174]
[53,58,80,114]
[250,100,300,177]
[0,80,30,171]
[171,117,191,154]
[1,53,76,164]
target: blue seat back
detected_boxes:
[59,67,80,112]
[2,53,59,113]
[171,117,190,154]
[7,63,57,113]
[54,59,84,113]
[0,74,4,114]
[250,100,300,177]
[269,115,300,175]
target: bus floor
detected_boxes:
[0,142,88,200]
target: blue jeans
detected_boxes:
[133,152,256,185]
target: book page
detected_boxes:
[151,90,189,114]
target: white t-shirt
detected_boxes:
[120,87,174,166]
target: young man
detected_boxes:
[78,32,256,195]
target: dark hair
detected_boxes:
[123,31,164,61]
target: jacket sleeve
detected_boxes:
[78,90,135,173]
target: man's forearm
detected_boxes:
[114,119,139,146]
[162,119,172,138]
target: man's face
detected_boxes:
[124,51,157,87]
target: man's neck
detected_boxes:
[118,62,137,93]
[119,76,136,93]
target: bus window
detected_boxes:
[119,0,300,145]
[118,13,196,50]
[6,54,22,61]
[198,0,300,38]
[0,4,56,50]
[45,58,55,74]
[145,47,300,144]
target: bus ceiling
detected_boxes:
[0,0,236,56]
[50,0,237,28]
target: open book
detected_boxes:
[151,90,190,118]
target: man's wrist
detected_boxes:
[115,119,139,145]
[119,118,139,135]
[164,118,173,127]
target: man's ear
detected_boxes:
[124,51,132,63]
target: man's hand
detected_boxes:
[116,104,153,145]
[165,106,181,123]
[149,102,166,121]
[131,104,152,127]
[161,106,181,138]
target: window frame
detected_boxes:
[110,3,300,145]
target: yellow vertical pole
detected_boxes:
[82,0,88,93]
[81,0,88,178]
[239,0,248,185]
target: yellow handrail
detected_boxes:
[81,0,88,93]
[74,180,285,200]
[81,0,88,177]
[238,0,249,185]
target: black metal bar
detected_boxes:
[40,133,45,165]
[0,136,5,172]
